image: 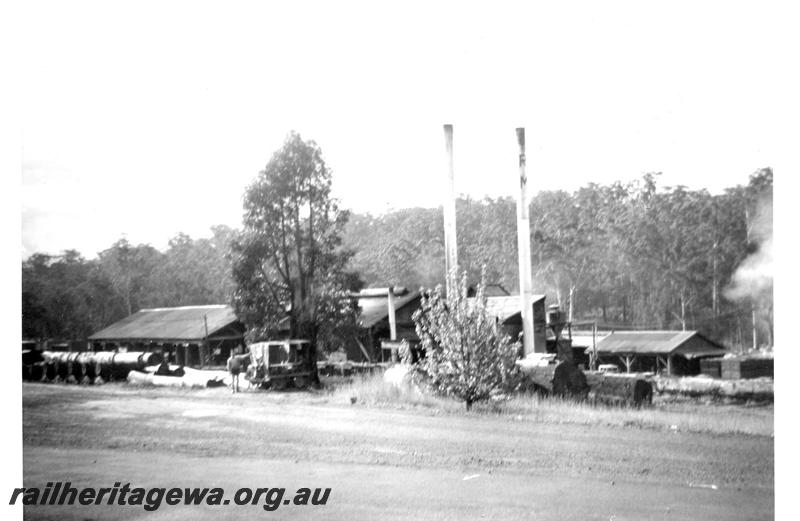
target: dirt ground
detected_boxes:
[21,383,774,520]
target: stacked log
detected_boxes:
[22,351,164,384]
[585,372,653,407]
[653,375,772,402]
[55,359,70,381]
[44,361,56,381]
[28,362,44,381]
[520,360,589,399]
[127,368,227,389]
[720,357,774,379]
[520,360,652,407]
[22,350,44,366]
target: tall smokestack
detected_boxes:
[443,124,458,295]
[387,286,397,341]
[515,128,535,356]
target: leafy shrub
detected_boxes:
[411,271,522,410]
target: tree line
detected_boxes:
[344,168,773,349]
[22,153,773,352]
[22,226,236,342]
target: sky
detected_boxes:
[14,0,799,259]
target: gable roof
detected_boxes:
[595,330,726,357]
[89,305,242,341]
[356,290,422,328]
[352,290,545,329]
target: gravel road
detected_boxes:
[21,383,774,520]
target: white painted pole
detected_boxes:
[443,124,458,296]
[515,128,535,356]
[387,286,397,341]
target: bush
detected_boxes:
[411,271,522,410]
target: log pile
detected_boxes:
[520,360,589,399]
[653,375,773,402]
[317,361,387,377]
[22,351,164,384]
[127,367,228,388]
[584,372,653,406]
[519,358,653,407]
[720,357,774,379]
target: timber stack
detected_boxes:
[652,375,772,403]
[584,371,653,406]
[520,359,590,399]
[22,351,164,385]
[518,358,653,407]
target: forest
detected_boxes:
[21,168,773,351]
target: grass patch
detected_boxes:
[327,372,773,437]
[327,372,461,412]
[494,394,773,437]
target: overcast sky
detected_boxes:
[17,0,798,259]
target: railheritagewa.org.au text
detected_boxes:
[10,482,331,512]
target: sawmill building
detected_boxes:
[351,287,423,362]
[89,305,245,368]
[482,295,548,355]
[360,288,550,363]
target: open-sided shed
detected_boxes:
[89,305,245,367]
[594,330,727,375]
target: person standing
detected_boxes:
[227,348,243,393]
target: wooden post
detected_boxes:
[591,322,597,371]
[667,355,673,376]
[515,127,535,356]
[442,124,458,296]
[621,355,634,373]
[355,339,372,363]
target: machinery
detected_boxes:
[245,339,315,390]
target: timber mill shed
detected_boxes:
[481,295,548,355]
[594,330,727,376]
[361,290,550,362]
[352,287,422,362]
[89,305,245,367]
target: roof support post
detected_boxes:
[202,314,210,368]
[620,355,635,373]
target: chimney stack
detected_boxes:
[443,124,458,295]
[515,128,535,356]
[387,286,397,341]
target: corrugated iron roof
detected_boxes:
[483,295,545,322]
[351,287,409,298]
[595,331,726,355]
[357,291,421,328]
[89,305,241,341]
[570,333,610,347]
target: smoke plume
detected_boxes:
[724,196,773,303]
